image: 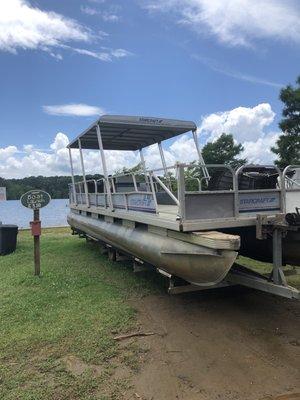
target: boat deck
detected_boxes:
[158,205,179,217]
[70,203,267,232]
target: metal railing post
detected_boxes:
[148,172,158,213]
[177,164,186,220]
[68,147,77,205]
[192,130,210,182]
[78,139,90,207]
[111,177,116,193]
[78,182,82,204]
[96,124,113,210]
[139,148,150,190]
[158,142,170,187]
[124,194,128,210]
[94,180,98,207]
[132,174,138,191]
[152,173,179,206]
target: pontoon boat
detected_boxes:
[67,115,300,299]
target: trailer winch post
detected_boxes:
[271,228,287,286]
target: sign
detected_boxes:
[0,187,6,201]
[20,189,51,276]
[239,191,280,213]
[139,117,163,125]
[127,193,156,213]
[21,190,51,210]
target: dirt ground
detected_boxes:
[125,287,300,400]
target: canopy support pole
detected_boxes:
[139,148,150,191]
[192,130,210,182]
[158,142,171,188]
[139,149,146,172]
[68,148,77,205]
[78,139,90,207]
[96,124,113,209]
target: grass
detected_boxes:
[0,228,299,399]
[238,256,300,289]
[0,228,162,400]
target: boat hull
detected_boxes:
[68,213,238,286]
[283,230,300,265]
[224,226,300,266]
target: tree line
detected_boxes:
[0,175,102,200]
[1,76,299,200]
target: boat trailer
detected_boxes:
[166,214,300,299]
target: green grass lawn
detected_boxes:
[0,228,299,400]
[238,256,300,289]
[0,228,162,400]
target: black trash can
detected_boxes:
[0,225,18,255]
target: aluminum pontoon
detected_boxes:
[67,115,300,299]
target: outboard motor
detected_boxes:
[286,208,300,226]
[208,166,280,191]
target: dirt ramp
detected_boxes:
[129,289,300,400]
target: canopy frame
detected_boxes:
[67,115,210,201]
[67,115,197,151]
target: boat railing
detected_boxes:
[282,165,300,213]
[285,176,300,188]
[69,163,300,221]
[283,165,300,189]
[177,163,237,220]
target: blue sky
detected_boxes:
[1,0,300,177]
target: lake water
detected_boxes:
[0,199,69,228]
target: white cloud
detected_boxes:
[198,103,279,164]
[71,46,132,61]
[110,49,132,58]
[43,104,106,117]
[88,0,106,3]
[0,0,91,54]
[169,136,198,163]
[81,6,99,16]
[81,4,121,22]
[192,55,283,88]
[71,47,113,61]
[0,133,139,178]
[199,103,275,143]
[50,132,70,151]
[0,146,18,161]
[81,6,120,22]
[143,144,175,170]
[0,0,130,61]
[242,133,279,164]
[23,144,34,153]
[101,12,120,22]
[0,133,178,179]
[1,103,280,178]
[142,0,300,47]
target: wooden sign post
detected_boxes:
[20,190,51,276]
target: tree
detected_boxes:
[201,133,247,168]
[1,174,103,200]
[271,76,300,168]
[114,162,143,175]
[184,133,246,191]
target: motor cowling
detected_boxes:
[285,208,300,226]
